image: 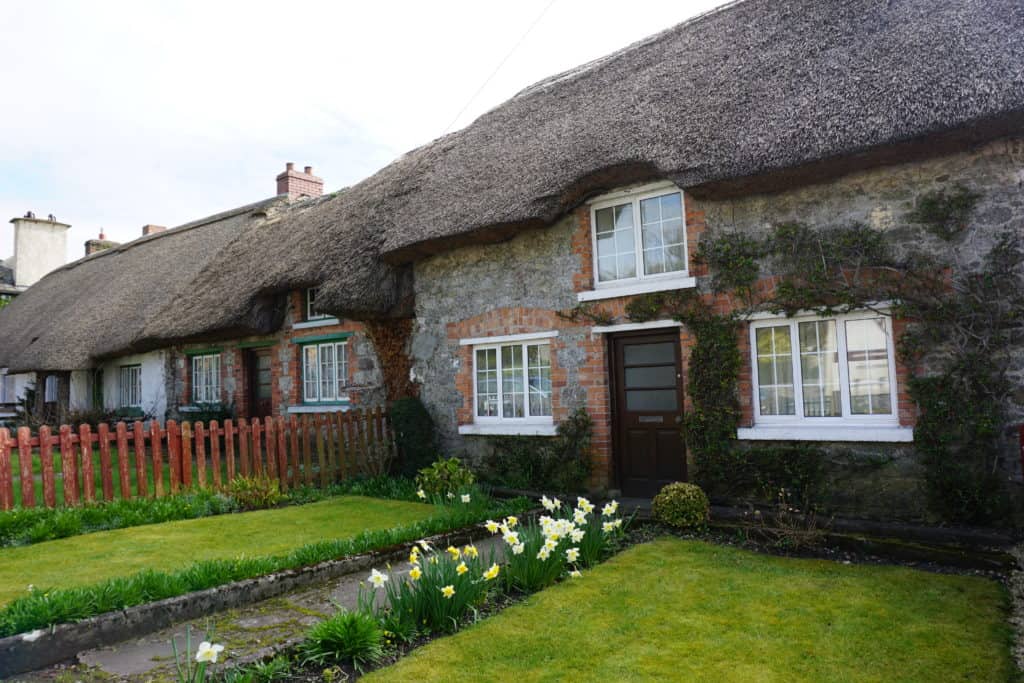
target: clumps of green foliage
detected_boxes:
[180,402,236,425]
[907,184,981,240]
[221,655,293,683]
[556,302,616,326]
[0,490,238,548]
[301,610,384,672]
[389,397,438,477]
[414,457,475,497]
[484,408,593,492]
[651,482,710,529]
[0,493,530,638]
[697,444,826,509]
[225,475,284,511]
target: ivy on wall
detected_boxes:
[365,318,418,402]
[628,187,1023,523]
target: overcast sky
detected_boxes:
[0,0,725,263]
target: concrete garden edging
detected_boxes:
[0,526,490,678]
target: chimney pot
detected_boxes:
[304,166,313,174]
[275,162,323,200]
[286,162,294,171]
[99,230,106,240]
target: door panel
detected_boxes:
[246,348,274,419]
[613,333,686,497]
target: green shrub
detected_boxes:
[390,397,438,477]
[484,408,593,492]
[301,610,383,672]
[415,458,475,497]
[651,482,710,530]
[225,475,284,511]
[696,444,825,509]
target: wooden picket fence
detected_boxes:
[0,407,393,510]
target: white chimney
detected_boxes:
[9,213,70,288]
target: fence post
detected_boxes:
[150,420,164,498]
[251,418,263,476]
[181,422,193,488]
[324,413,337,483]
[289,415,300,489]
[59,424,79,506]
[209,420,222,488]
[316,413,328,488]
[301,415,312,485]
[16,426,34,508]
[238,419,251,477]
[167,420,181,494]
[79,424,95,503]
[224,419,236,483]
[115,422,131,499]
[276,416,288,492]
[194,422,207,488]
[133,421,148,497]
[38,425,56,508]
[0,428,13,510]
[98,422,114,501]
[264,417,278,480]
[335,412,349,481]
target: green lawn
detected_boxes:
[0,495,434,606]
[368,537,1014,682]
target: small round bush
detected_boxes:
[302,610,383,672]
[651,482,710,529]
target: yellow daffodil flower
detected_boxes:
[483,563,500,580]
[440,585,455,599]
[485,519,500,533]
[416,489,427,499]
[456,561,468,575]
[409,566,422,581]
[463,544,478,558]
[505,516,518,528]
[447,546,461,560]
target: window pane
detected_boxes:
[846,318,893,415]
[625,365,675,388]
[303,346,319,402]
[640,193,686,276]
[501,345,524,418]
[626,389,678,411]
[475,348,498,417]
[319,344,336,401]
[798,321,841,417]
[336,343,348,395]
[527,344,552,417]
[755,326,795,415]
[595,202,636,283]
[624,342,675,365]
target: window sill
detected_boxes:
[459,423,557,436]
[288,402,350,413]
[577,276,696,302]
[736,425,914,443]
[293,317,340,330]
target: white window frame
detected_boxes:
[301,341,349,403]
[119,365,142,409]
[191,354,221,404]
[305,288,330,322]
[43,375,58,403]
[470,337,554,426]
[587,182,692,295]
[743,311,910,441]
[0,370,11,404]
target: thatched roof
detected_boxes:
[0,197,284,372]
[2,0,1022,370]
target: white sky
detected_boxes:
[0,0,726,263]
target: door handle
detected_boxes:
[674,416,683,424]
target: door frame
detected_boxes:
[608,329,687,492]
[244,347,274,420]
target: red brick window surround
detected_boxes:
[737,310,915,442]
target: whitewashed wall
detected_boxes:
[99,351,168,419]
[69,370,94,412]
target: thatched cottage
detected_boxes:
[1,0,1022,521]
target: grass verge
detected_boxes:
[0,493,529,637]
[365,537,1014,682]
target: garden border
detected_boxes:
[0,525,492,678]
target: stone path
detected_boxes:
[12,536,504,682]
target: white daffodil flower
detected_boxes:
[195,641,225,663]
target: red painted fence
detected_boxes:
[0,408,393,510]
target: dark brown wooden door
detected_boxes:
[612,332,686,497]
[247,348,274,419]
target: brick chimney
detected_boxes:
[276,163,323,200]
[142,224,166,237]
[85,230,119,257]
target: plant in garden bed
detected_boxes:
[300,609,384,673]
[171,625,225,682]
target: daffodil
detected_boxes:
[195,641,225,663]
[447,546,461,560]
[552,497,562,509]
[416,489,427,499]
[446,491,455,499]
[368,568,389,588]
[485,519,500,533]
[409,566,422,581]
[505,515,518,528]
[573,509,588,525]
[570,528,585,543]
[540,495,555,511]
[463,544,479,558]
[577,497,594,513]
[512,542,525,555]
[569,570,582,578]
[537,547,551,561]
[418,539,433,552]
[440,585,455,599]
[602,500,619,516]
[456,561,468,575]
[544,537,558,551]
[461,493,471,503]
[602,521,615,533]
[503,531,520,546]
[566,547,580,562]
[483,563,500,580]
